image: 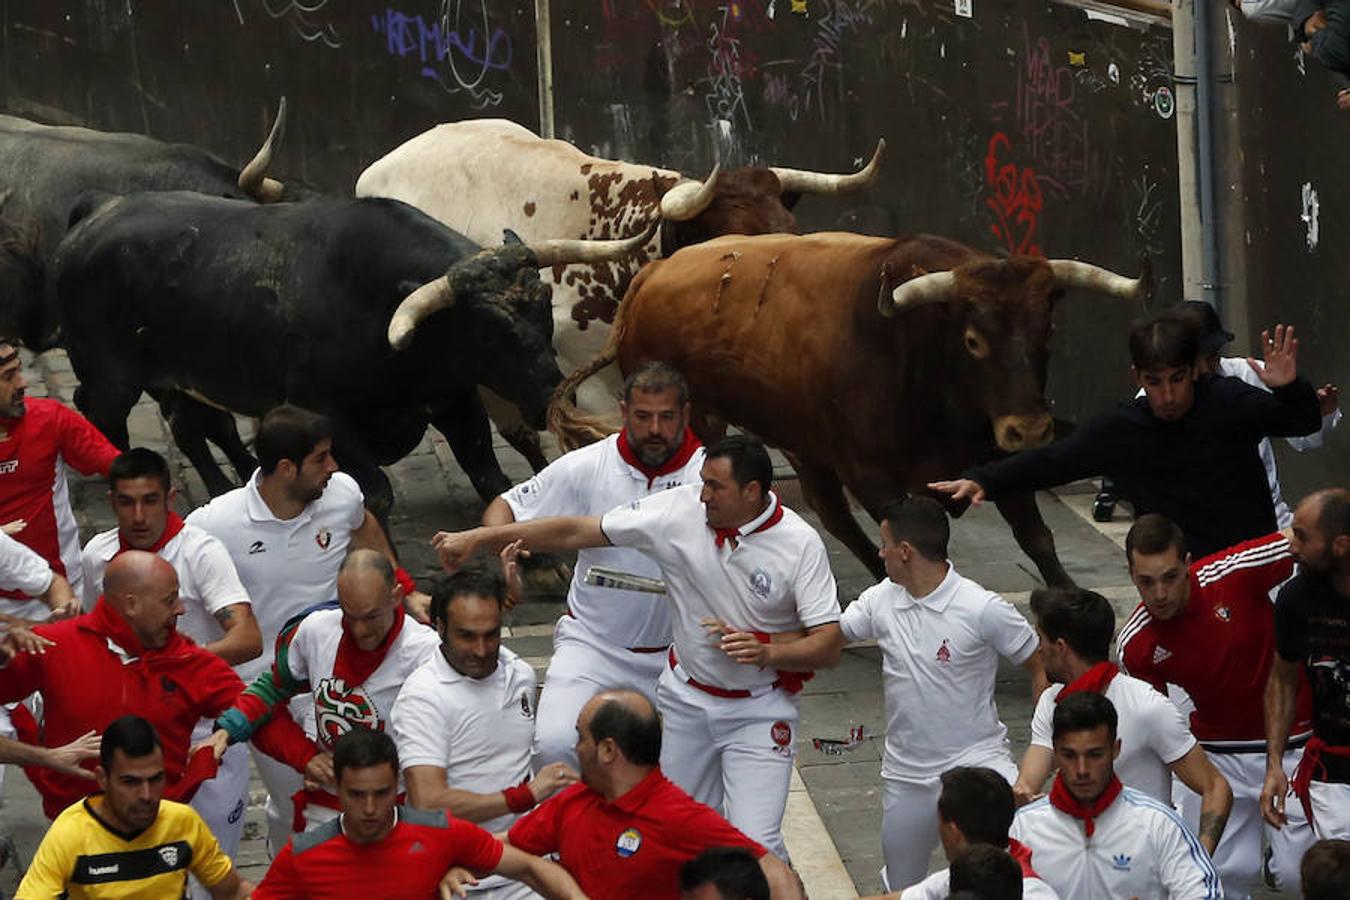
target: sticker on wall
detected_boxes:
[1301,182,1319,252]
[791,0,807,14]
[1153,85,1175,119]
[1068,51,1086,66]
[1108,62,1120,83]
[955,0,973,18]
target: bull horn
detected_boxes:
[881,270,956,317]
[659,165,721,221]
[525,224,655,268]
[1048,259,1149,301]
[238,97,288,203]
[387,275,454,350]
[770,138,886,195]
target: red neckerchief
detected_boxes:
[89,596,153,658]
[712,494,784,548]
[616,427,701,488]
[333,606,405,686]
[1006,838,1039,879]
[116,511,186,556]
[1049,773,1123,838]
[1056,662,1120,701]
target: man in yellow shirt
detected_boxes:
[17,715,251,899]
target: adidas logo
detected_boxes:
[247,541,266,555]
[1152,646,1172,664]
[408,840,425,854]
[1111,853,1132,871]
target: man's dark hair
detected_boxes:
[1128,311,1200,371]
[1029,587,1115,664]
[1125,513,1188,565]
[0,334,20,361]
[678,846,770,900]
[256,404,333,475]
[1301,839,1350,900]
[623,361,689,407]
[588,692,662,766]
[949,844,1024,900]
[937,767,1015,848]
[333,727,399,780]
[1052,691,1118,743]
[705,435,773,495]
[1312,488,1350,544]
[430,566,506,625]
[878,496,950,562]
[108,447,172,492]
[100,715,162,771]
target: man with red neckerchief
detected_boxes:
[205,548,439,836]
[0,551,314,820]
[482,362,705,770]
[1117,514,1313,896]
[436,435,843,860]
[0,337,118,616]
[1011,692,1222,899]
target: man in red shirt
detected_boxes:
[0,550,315,819]
[1117,513,1314,896]
[0,336,118,614]
[254,727,585,899]
[505,689,804,900]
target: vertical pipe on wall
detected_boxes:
[1193,0,1220,310]
[535,0,556,138]
[1171,0,1204,305]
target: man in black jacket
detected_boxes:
[930,314,1321,560]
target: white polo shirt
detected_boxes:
[600,485,840,692]
[1030,675,1196,803]
[283,608,440,752]
[0,530,52,598]
[1010,787,1222,900]
[391,645,537,834]
[81,523,251,652]
[902,866,1061,900]
[840,566,1039,783]
[186,470,365,681]
[503,434,704,650]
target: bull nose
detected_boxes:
[994,414,1055,452]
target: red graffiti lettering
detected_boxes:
[983,132,1044,257]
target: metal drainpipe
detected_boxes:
[535,0,556,138]
[1193,0,1220,310]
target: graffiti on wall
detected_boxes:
[983,131,1044,256]
[371,0,514,108]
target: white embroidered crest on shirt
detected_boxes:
[749,568,772,599]
[1151,645,1172,664]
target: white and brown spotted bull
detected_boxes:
[549,231,1148,586]
[354,118,883,469]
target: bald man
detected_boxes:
[504,690,804,900]
[208,548,440,834]
[0,551,316,819]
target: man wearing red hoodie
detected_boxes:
[0,550,316,819]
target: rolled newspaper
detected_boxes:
[583,565,668,594]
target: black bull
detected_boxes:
[52,191,567,520]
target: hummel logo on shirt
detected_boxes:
[247,541,266,555]
[1152,646,1172,664]
[0,460,16,474]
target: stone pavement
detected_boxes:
[0,349,1280,897]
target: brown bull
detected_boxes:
[549,232,1147,585]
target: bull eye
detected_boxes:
[963,328,989,359]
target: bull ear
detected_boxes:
[502,228,524,246]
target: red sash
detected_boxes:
[1290,735,1350,830]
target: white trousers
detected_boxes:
[655,666,798,860]
[1308,779,1350,840]
[533,624,667,769]
[880,753,1018,892]
[188,720,249,900]
[1178,747,1314,899]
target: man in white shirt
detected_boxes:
[860,765,1060,900]
[434,435,843,859]
[1011,692,1223,899]
[1014,586,1232,855]
[829,496,1047,890]
[0,529,77,622]
[392,565,576,899]
[187,404,427,850]
[482,362,704,768]
[81,448,262,889]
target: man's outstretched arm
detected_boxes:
[434,517,608,572]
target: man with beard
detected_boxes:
[1264,488,1350,841]
[482,363,705,768]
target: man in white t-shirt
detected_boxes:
[392,566,577,899]
[1014,586,1232,855]
[829,496,1047,890]
[859,766,1060,900]
[434,435,843,859]
[81,448,262,892]
[188,404,427,851]
[1011,692,1223,899]
[482,362,704,768]
[0,530,76,622]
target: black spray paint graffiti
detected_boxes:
[372,0,513,109]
